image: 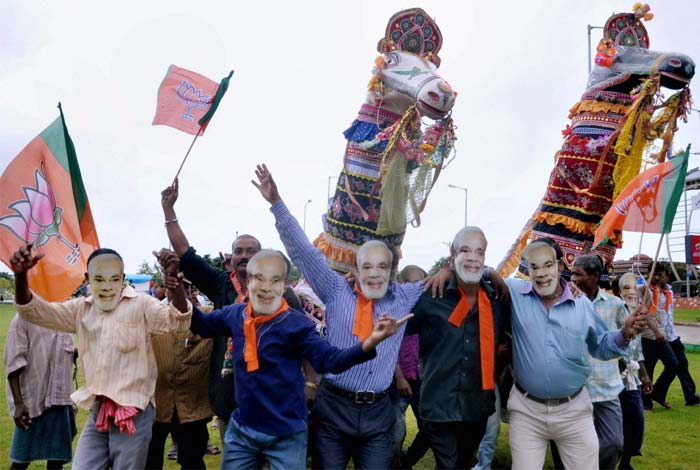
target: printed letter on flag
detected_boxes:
[153,65,233,136]
[593,148,689,249]
[0,109,100,301]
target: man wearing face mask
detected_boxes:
[160,179,307,439]
[504,239,646,470]
[253,164,428,469]
[9,244,192,470]
[405,227,509,469]
[188,249,406,469]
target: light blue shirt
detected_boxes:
[506,278,628,399]
[271,201,423,392]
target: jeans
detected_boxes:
[392,378,430,468]
[669,338,700,404]
[619,389,644,468]
[311,383,394,469]
[472,384,501,470]
[423,420,488,469]
[222,418,307,470]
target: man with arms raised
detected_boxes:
[160,179,307,437]
[406,227,509,469]
[10,245,191,469]
[505,239,645,470]
[253,163,426,469]
[187,249,405,469]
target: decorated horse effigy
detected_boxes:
[313,8,458,273]
[498,4,695,277]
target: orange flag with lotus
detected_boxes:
[0,106,100,301]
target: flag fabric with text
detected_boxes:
[0,110,100,301]
[593,148,689,248]
[152,65,233,135]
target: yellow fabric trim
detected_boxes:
[568,100,631,118]
[548,185,613,201]
[538,201,608,217]
[532,212,598,235]
[313,234,358,269]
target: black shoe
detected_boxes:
[685,396,700,406]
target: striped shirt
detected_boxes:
[4,314,75,419]
[586,289,627,402]
[657,284,679,342]
[16,286,192,411]
[271,201,423,392]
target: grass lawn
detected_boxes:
[1,303,699,469]
[676,308,700,324]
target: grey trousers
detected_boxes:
[72,402,154,470]
[592,399,624,470]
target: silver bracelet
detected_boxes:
[164,218,178,226]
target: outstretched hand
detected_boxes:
[153,248,179,275]
[9,244,45,275]
[362,313,414,352]
[161,178,179,211]
[252,164,282,205]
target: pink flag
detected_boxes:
[152,65,221,136]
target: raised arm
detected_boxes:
[10,244,78,332]
[161,178,191,257]
[252,164,343,304]
[586,302,645,360]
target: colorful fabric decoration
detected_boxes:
[95,397,139,436]
[314,8,457,273]
[377,8,443,67]
[0,106,100,301]
[498,5,694,277]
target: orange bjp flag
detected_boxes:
[0,106,100,301]
[152,65,234,136]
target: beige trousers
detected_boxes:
[508,386,599,470]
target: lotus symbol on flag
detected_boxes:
[0,164,81,264]
[176,80,211,121]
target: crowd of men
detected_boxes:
[4,163,699,470]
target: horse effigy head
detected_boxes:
[497,4,695,278]
[587,4,694,92]
[371,8,457,119]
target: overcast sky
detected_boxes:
[2,0,700,277]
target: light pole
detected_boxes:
[303,199,312,233]
[587,25,604,74]
[327,175,336,205]
[448,184,467,227]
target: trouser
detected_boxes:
[221,418,307,470]
[391,378,430,468]
[72,403,155,470]
[669,338,699,403]
[145,408,209,469]
[619,389,644,468]
[641,337,678,408]
[423,419,488,470]
[473,384,501,470]
[311,383,395,470]
[508,386,598,470]
[553,398,623,470]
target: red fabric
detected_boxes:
[447,288,495,390]
[95,396,139,436]
[243,299,289,372]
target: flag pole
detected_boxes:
[641,233,666,310]
[172,126,203,184]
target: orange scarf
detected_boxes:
[649,286,673,314]
[352,285,374,342]
[447,287,495,390]
[243,298,289,372]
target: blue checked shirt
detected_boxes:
[271,201,422,392]
[586,289,627,402]
[506,278,628,399]
[657,284,679,342]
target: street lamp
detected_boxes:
[587,25,604,73]
[327,175,336,205]
[448,184,467,227]
[303,199,312,233]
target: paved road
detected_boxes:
[677,324,700,346]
